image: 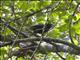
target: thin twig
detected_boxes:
[68,3,80,44]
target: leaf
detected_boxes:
[66,54,75,60]
[73,38,78,46]
[72,23,80,35]
[0,47,7,56]
[47,28,60,38]
[58,24,68,32]
[2,28,13,35]
[76,13,80,20]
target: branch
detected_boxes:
[0,37,80,51]
[15,1,60,20]
[0,19,29,38]
[68,3,80,44]
[6,43,80,59]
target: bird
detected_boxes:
[30,23,53,35]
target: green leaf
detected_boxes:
[73,38,78,46]
[58,24,68,32]
[0,47,7,56]
[47,28,60,38]
[66,54,76,60]
[72,23,80,35]
[2,28,13,35]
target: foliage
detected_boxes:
[0,1,80,60]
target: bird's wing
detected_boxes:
[30,24,44,30]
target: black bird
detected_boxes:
[30,23,53,34]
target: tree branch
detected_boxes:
[0,37,80,51]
